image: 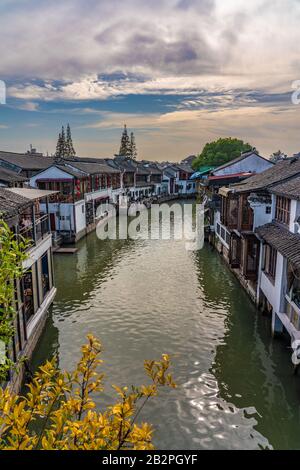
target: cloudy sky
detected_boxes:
[0,0,300,161]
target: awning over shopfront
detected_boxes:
[7,187,58,200]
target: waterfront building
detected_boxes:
[214,157,300,343]
[30,161,121,244]
[201,149,273,201]
[0,187,57,391]
[141,162,163,196]
[106,156,136,196]
[161,163,196,196]
[161,167,177,195]
[107,157,163,200]
[190,166,215,196]
[174,163,196,196]
[202,150,273,249]
[180,154,197,166]
[247,164,300,341]
[0,166,29,187]
[160,165,180,195]
[0,151,54,178]
[105,157,154,200]
[132,163,153,199]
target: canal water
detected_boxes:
[32,201,300,450]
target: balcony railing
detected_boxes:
[48,193,76,203]
[285,294,300,331]
[19,214,50,246]
[216,221,230,247]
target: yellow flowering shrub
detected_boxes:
[0,335,176,450]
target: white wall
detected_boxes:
[176,179,196,195]
[289,199,300,234]
[30,166,75,187]
[213,153,273,177]
[259,252,285,313]
[41,201,87,235]
[251,202,273,230]
[40,202,74,232]
[74,200,86,234]
[85,187,112,202]
[23,234,52,270]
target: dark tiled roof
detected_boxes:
[163,169,176,178]
[103,158,120,170]
[0,188,32,219]
[54,165,85,178]
[66,161,120,175]
[112,157,136,172]
[66,156,110,163]
[165,165,179,173]
[0,151,54,170]
[142,163,163,175]
[269,175,300,200]
[232,157,300,193]
[0,167,28,183]
[181,155,196,165]
[134,164,151,175]
[175,163,194,173]
[256,222,300,269]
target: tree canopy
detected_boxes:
[119,125,138,159]
[192,138,253,170]
[119,124,132,157]
[55,124,76,162]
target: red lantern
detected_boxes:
[76,178,81,197]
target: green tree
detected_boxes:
[192,138,253,170]
[130,132,137,159]
[0,219,29,382]
[65,123,76,158]
[55,126,67,162]
[119,124,131,157]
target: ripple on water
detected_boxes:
[33,219,300,450]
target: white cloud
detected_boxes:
[15,101,39,111]
[1,0,300,95]
[1,0,300,161]
[74,101,300,160]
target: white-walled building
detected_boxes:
[256,175,300,343]
[212,150,273,179]
[30,161,121,243]
[212,156,300,344]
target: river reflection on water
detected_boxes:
[32,202,300,449]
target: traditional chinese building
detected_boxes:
[0,187,57,391]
